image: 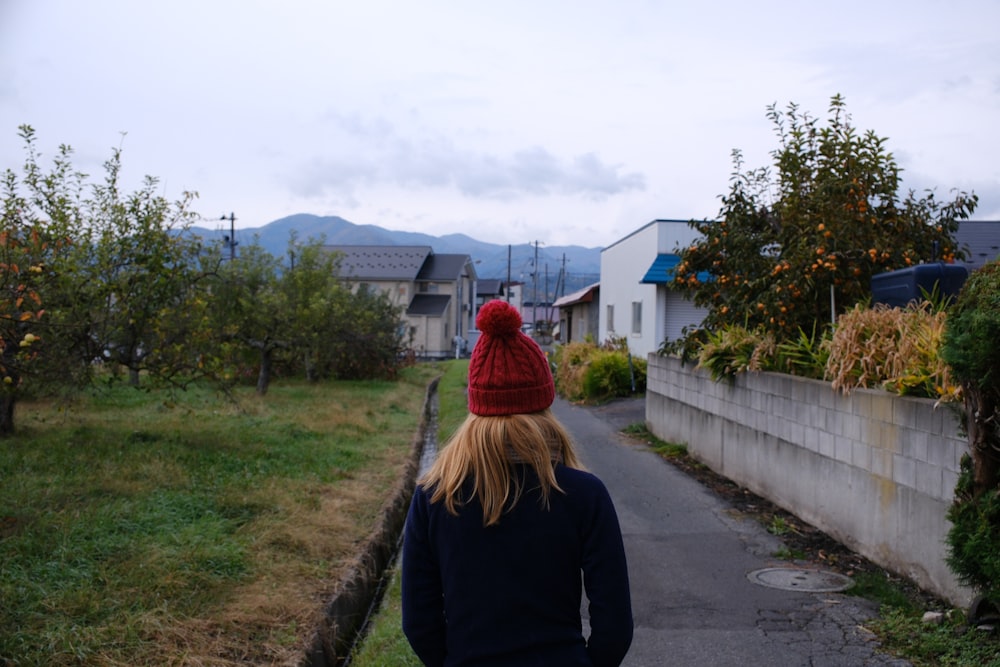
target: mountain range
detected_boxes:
[193,213,604,296]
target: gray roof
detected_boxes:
[406,294,452,316]
[553,282,599,308]
[324,245,432,280]
[477,279,504,296]
[416,253,473,281]
[955,221,1000,272]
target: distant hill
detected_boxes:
[193,213,603,296]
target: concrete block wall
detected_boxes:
[645,354,971,606]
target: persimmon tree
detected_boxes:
[672,95,977,341]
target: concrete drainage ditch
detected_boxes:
[305,377,440,667]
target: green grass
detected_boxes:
[0,366,438,665]
[347,569,423,667]
[872,607,1000,667]
[349,359,469,667]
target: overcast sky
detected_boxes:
[2,0,998,248]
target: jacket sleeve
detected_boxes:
[582,480,634,667]
[401,487,447,667]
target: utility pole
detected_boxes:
[506,244,512,303]
[544,263,550,324]
[531,240,542,329]
[220,212,238,261]
[560,253,569,298]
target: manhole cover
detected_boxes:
[747,567,853,592]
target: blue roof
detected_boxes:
[641,254,710,284]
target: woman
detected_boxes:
[402,299,633,666]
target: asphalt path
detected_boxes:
[552,397,912,667]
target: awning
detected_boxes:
[641,254,710,284]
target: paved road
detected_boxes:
[552,397,911,667]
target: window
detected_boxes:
[606,305,615,332]
[631,301,642,335]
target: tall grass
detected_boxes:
[0,366,438,666]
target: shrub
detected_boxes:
[942,259,1000,603]
[553,341,595,401]
[774,324,831,380]
[825,302,957,400]
[695,325,776,381]
[553,341,644,402]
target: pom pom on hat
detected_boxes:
[468,300,555,416]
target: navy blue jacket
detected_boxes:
[402,465,633,666]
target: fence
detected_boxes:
[645,354,971,606]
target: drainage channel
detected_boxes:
[747,567,854,593]
[339,391,440,666]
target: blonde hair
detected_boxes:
[419,409,584,526]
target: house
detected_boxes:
[955,220,1000,272]
[598,218,998,359]
[324,245,477,359]
[468,279,505,349]
[599,220,708,359]
[552,282,599,344]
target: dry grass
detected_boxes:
[826,302,958,401]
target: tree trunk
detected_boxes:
[0,394,16,436]
[966,385,1000,498]
[129,366,141,387]
[256,348,272,395]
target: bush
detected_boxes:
[678,300,958,402]
[695,325,776,381]
[826,302,957,400]
[553,341,644,402]
[942,259,1000,603]
[946,456,1000,604]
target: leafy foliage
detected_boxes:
[941,261,1000,396]
[942,259,1000,600]
[685,302,956,402]
[209,239,405,394]
[553,340,645,402]
[696,325,776,381]
[947,456,1000,603]
[0,126,409,430]
[672,94,977,342]
[774,323,830,380]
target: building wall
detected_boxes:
[645,354,972,606]
[559,299,599,344]
[359,279,411,309]
[661,290,709,343]
[600,220,702,358]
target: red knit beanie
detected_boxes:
[468,300,555,416]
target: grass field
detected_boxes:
[0,365,440,666]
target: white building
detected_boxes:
[599,220,708,359]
